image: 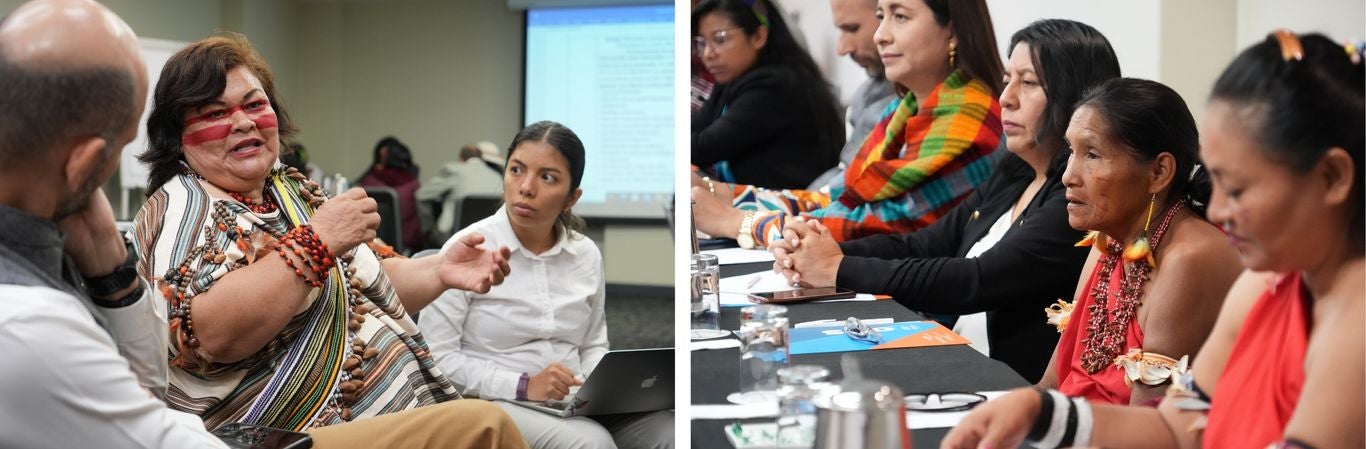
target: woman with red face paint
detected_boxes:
[130,32,527,448]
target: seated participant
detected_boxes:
[421,122,673,449]
[772,19,1118,383]
[943,31,1364,449]
[692,0,845,189]
[0,2,524,448]
[1036,78,1241,405]
[692,0,1004,248]
[356,136,423,251]
[132,32,519,436]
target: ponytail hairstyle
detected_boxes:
[1210,31,1364,244]
[506,121,587,237]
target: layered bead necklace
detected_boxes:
[1079,200,1185,374]
[166,165,378,423]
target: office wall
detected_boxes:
[1237,0,1364,49]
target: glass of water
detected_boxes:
[690,254,728,339]
[737,304,789,403]
[776,365,831,448]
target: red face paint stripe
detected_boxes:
[185,105,243,126]
[182,124,232,146]
[253,113,278,130]
[183,101,274,126]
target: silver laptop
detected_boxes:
[509,348,673,417]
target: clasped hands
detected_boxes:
[769,217,844,289]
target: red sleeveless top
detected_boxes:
[1055,259,1144,404]
[1204,272,1309,448]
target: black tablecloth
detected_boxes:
[692,261,1030,448]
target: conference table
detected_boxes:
[690,260,1031,448]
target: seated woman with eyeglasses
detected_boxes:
[692,0,1005,249]
[942,31,1364,449]
[691,0,845,190]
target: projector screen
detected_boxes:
[523,4,674,219]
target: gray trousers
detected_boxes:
[496,402,673,449]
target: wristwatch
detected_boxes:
[736,211,757,249]
[84,236,140,298]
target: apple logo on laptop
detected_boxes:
[640,376,658,389]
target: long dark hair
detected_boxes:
[140,32,298,194]
[691,0,843,154]
[358,136,419,180]
[506,121,586,237]
[1076,78,1210,215]
[1009,19,1120,154]
[924,0,1004,96]
[1210,32,1364,243]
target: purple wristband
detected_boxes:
[516,372,530,401]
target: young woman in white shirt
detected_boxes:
[420,121,673,449]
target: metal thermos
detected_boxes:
[812,378,911,449]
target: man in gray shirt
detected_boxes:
[808,0,897,191]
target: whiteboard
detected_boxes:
[118,37,187,190]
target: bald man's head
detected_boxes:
[0,0,146,169]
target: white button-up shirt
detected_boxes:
[0,284,226,448]
[420,206,608,400]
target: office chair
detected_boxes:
[362,186,404,253]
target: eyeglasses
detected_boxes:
[842,317,883,344]
[904,392,988,413]
[693,28,744,54]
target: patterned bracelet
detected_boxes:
[1027,389,1093,448]
[278,225,336,287]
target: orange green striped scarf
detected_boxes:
[739,70,1002,245]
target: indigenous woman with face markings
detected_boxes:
[130,33,527,448]
[691,0,845,190]
[942,31,1364,449]
[421,122,673,449]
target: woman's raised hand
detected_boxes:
[310,188,380,253]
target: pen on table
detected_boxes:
[744,274,761,290]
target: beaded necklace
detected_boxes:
[165,165,377,423]
[227,191,278,214]
[1079,200,1185,374]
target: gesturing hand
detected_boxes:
[780,219,843,288]
[527,362,582,402]
[438,232,511,293]
[310,188,379,253]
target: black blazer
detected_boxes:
[835,154,1089,383]
[692,65,843,189]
